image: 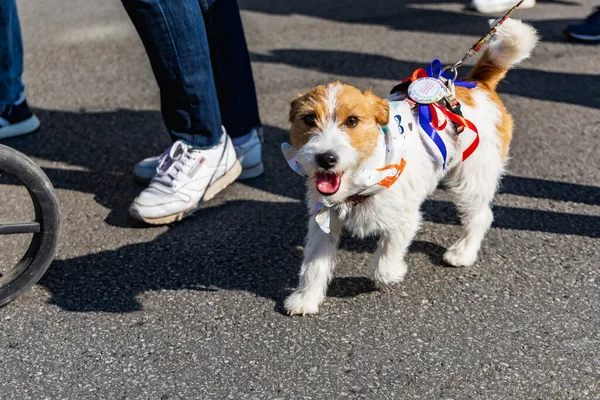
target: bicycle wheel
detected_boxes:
[0,144,60,307]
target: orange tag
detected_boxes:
[376,159,407,188]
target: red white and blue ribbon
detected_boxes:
[404,59,479,169]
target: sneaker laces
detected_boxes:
[152,140,203,187]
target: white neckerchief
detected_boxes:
[282,100,414,233]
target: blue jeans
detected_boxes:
[0,0,25,106]
[122,0,261,148]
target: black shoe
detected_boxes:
[565,7,600,43]
[0,98,40,139]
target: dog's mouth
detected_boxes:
[316,171,342,195]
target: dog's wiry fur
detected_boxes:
[285,20,539,315]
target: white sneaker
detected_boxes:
[470,0,535,13]
[134,127,263,183]
[129,134,242,224]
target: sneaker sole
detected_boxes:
[131,160,243,225]
[0,115,41,140]
[566,32,600,42]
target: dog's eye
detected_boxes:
[345,116,359,128]
[303,114,317,127]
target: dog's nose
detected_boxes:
[316,152,337,169]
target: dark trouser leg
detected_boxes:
[0,0,25,106]
[201,0,261,139]
[122,0,222,148]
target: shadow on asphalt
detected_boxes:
[240,0,583,44]
[0,108,168,228]
[1,108,599,311]
[250,50,600,109]
[38,199,306,312]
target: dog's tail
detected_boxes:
[468,19,539,90]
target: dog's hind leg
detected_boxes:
[372,208,421,285]
[285,216,342,316]
[443,156,504,267]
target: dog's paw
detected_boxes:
[284,291,321,316]
[443,241,478,267]
[374,261,408,285]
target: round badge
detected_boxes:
[407,77,447,104]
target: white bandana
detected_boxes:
[282,100,414,233]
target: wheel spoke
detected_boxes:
[0,222,41,235]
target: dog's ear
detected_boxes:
[289,94,305,124]
[364,89,389,126]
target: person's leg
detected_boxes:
[122,0,222,148]
[129,0,264,183]
[200,0,261,139]
[123,0,243,224]
[0,0,24,106]
[0,0,39,140]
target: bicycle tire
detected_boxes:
[0,144,60,307]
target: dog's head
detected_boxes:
[289,82,389,202]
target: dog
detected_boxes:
[283,19,539,316]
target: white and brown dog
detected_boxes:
[283,20,539,316]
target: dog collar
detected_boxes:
[282,100,413,233]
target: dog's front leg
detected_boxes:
[285,216,342,316]
[372,210,421,285]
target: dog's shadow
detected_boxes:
[327,277,378,298]
[326,237,448,300]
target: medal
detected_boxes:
[407,77,447,104]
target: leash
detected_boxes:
[450,0,526,73]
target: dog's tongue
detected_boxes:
[316,172,341,194]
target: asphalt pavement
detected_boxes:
[1,0,599,398]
